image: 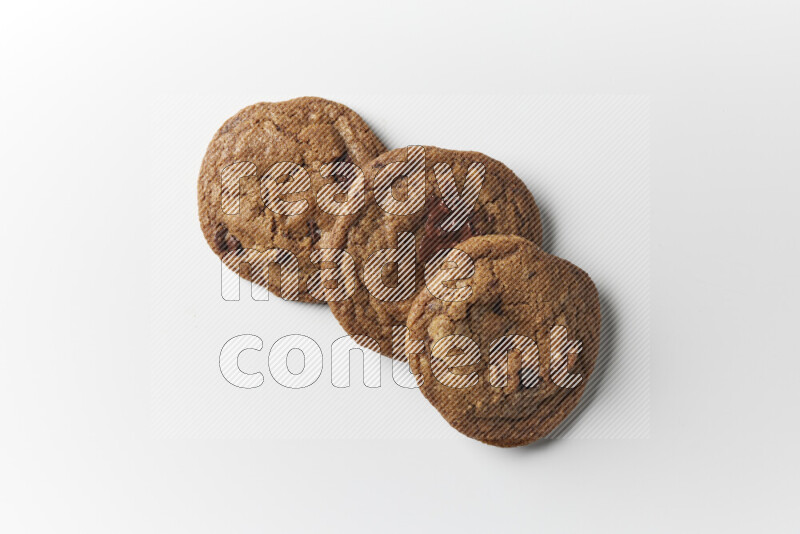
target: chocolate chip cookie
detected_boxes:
[198,97,385,302]
[406,235,601,447]
[322,146,543,355]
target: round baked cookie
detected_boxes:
[406,235,601,447]
[198,97,385,302]
[322,146,543,355]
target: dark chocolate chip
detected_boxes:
[307,219,322,245]
[214,223,243,254]
[491,297,503,315]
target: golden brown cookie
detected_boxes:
[406,235,601,447]
[322,146,543,355]
[198,97,385,302]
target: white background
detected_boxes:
[2,1,799,533]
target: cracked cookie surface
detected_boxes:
[198,97,385,302]
[322,146,543,356]
[406,235,601,447]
